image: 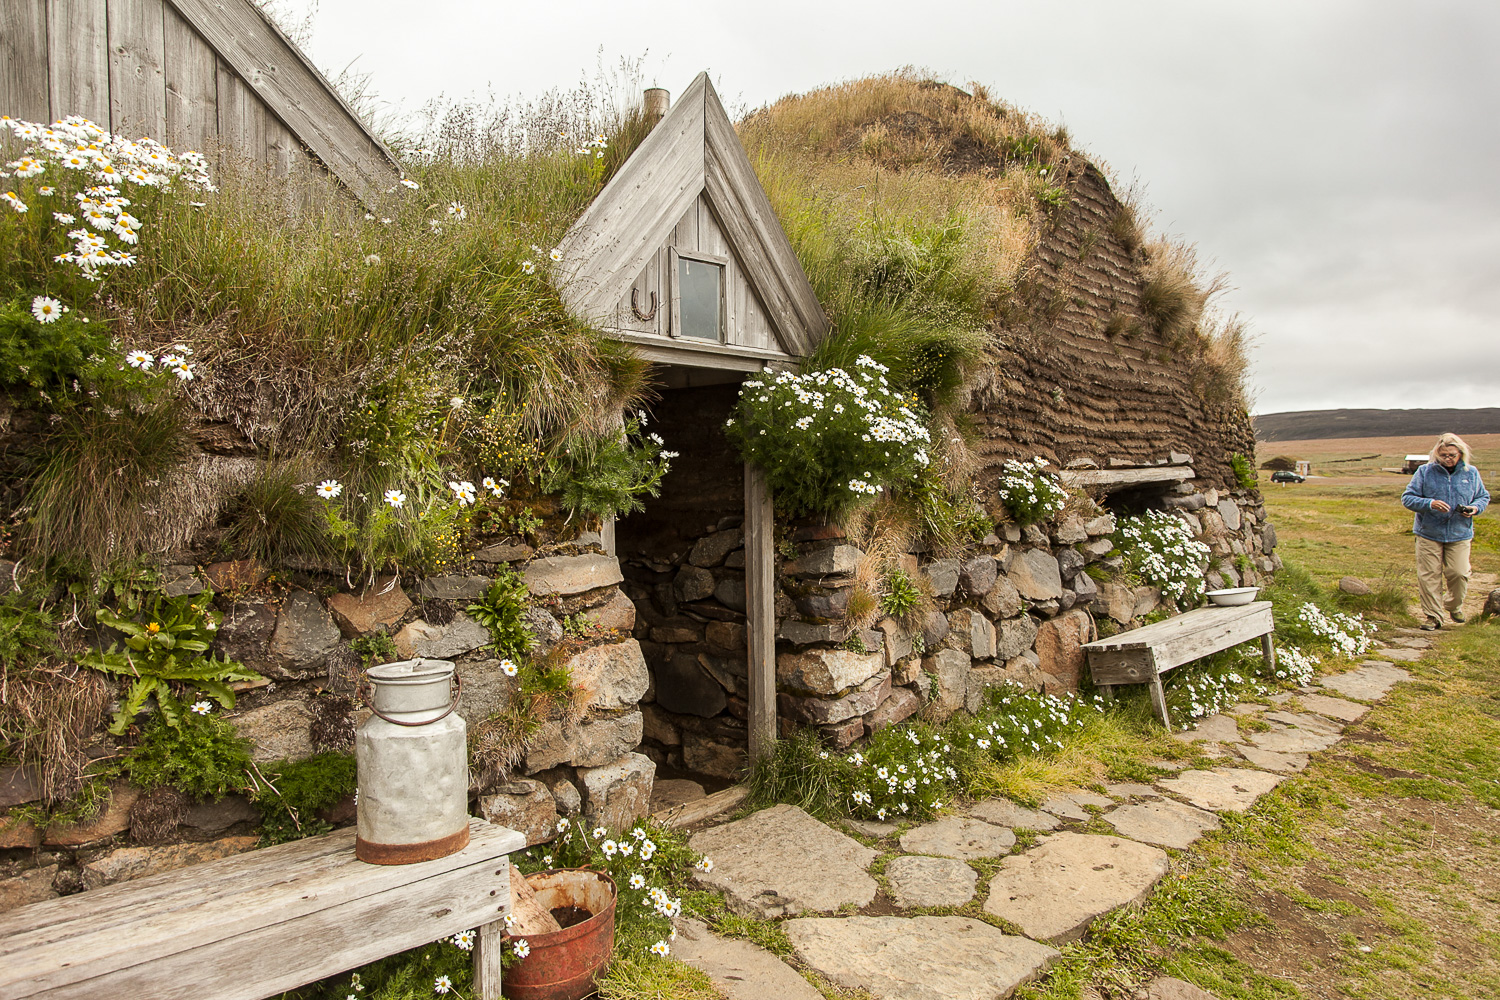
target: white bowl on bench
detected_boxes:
[1204,586,1260,606]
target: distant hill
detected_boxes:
[1254,408,1500,442]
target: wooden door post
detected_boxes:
[744,462,777,760]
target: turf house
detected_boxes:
[0,0,1285,992]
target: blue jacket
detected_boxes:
[1402,460,1490,543]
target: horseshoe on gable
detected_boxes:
[631,287,659,321]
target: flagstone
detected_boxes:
[983,832,1170,943]
[689,804,877,917]
[1295,692,1370,723]
[899,816,1016,860]
[1321,663,1411,702]
[885,855,978,908]
[1247,725,1341,754]
[674,918,823,1000]
[1234,746,1310,772]
[1155,768,1285,813]
[1105,799,1220,849]
[964,798,1060,832]
[1170,714,1244,745]
[786,915,1059,1000]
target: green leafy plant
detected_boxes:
[905,468,993,549]
[124,712,254,800]
[879,568,922,617]
[251,751,357,845]
[995,457,1068,526]
[350,632,399,669]
[727,357,932,517]
[81,589,262,733]
[0,295,113,397]
[465,567,534,660]
[749,684,1106,823]
[1230,453,1257,490]
[541,417,675,520]
[0,592,59,678]
[507,506,544,540]
[320,475,473,581]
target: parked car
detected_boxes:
[1270,470,1306,483]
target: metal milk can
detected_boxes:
[355,658,470,864]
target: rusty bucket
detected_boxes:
[504,869,618,1000]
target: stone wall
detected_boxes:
[615,383,754,781]
[630,459,1281,768]
[0,533,658,906]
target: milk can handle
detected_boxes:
[363,672,463,727]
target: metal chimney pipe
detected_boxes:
[643,88,670,120]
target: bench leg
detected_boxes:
[1261,632,1276,676]
[474,921,506,1000]
[1148,671,1171,729]
[1097,683,1115,703]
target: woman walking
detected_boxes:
[1401,433,1489,629]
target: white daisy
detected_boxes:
[317,480,343,499]
[30,296,62,323]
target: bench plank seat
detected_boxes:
[1083,601,1275,726]
[0,818,524,1000]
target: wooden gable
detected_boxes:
[555,73,827,371]
[1,0,401,202]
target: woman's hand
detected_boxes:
[1431,499,1451,513]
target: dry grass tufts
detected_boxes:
[1139,236,1223,347]
[129,786,187,844]
[1191,311,1255,410]
[0,665,109,803]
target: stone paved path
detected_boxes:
[676,651,1421,999]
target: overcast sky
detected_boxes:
[276,0,1499,416]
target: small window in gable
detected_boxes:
[671,248,726,342]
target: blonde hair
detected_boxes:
[1430,432,1471,464]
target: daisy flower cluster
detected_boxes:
[820,687,1104,823]
[1275,645,1320,686]
[575,132,609,159]
[995,457,1069,526]
[1163,655,1269,728]
[1112,510,1212,606]
[123,342,197,381]
[515,818,708,964]
[1293,602,1374,659]
[725,355,931,515]
[1,115,213,280]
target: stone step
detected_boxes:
[885,855,978,908]
[898,816,1016,860]
[1105,799,1221,849]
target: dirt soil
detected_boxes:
[1223,794,1500,998]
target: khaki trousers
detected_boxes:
[1415,536,1470,621]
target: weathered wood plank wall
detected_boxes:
[2,0,51,122]
[1,0,399,200]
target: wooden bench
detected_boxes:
[1083,601,1275,727]
[0,818,524,1000]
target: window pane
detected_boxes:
[678,257,723,341]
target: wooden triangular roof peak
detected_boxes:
[556,72,827,365]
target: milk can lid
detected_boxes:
[367,658,455,683]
